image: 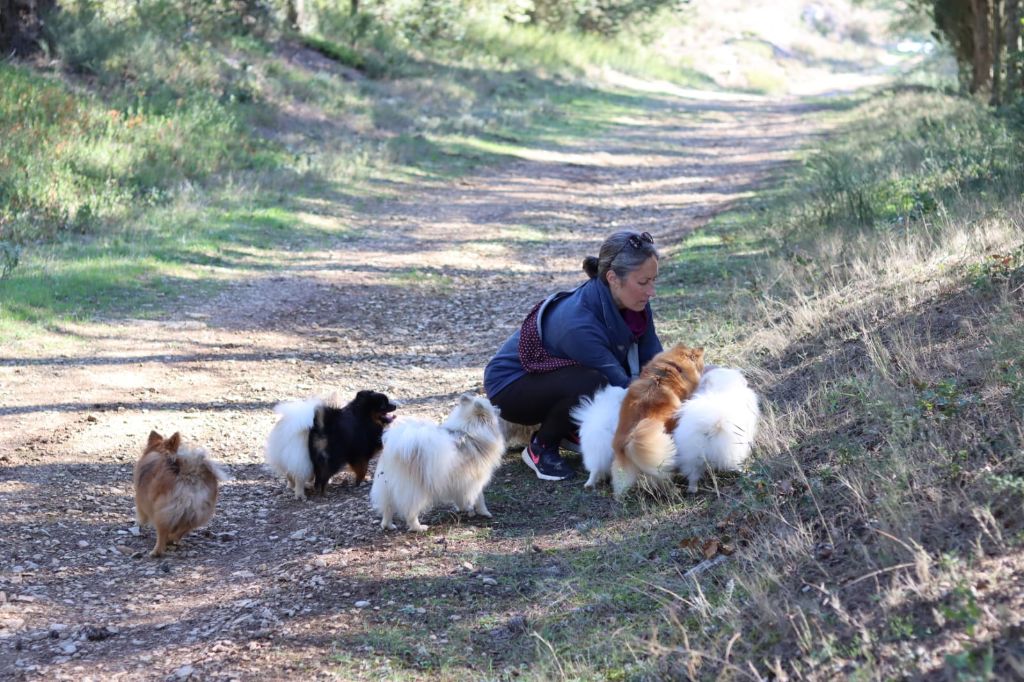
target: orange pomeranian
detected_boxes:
[610,344,704,498]
[133,431,229,557]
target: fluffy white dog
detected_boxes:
[370,393,504,532]
[672,367,759,493]
[263,398,321,499]
[570,385,627,489]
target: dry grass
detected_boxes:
[641,89,1024,679]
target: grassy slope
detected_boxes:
[639,89,1024,679]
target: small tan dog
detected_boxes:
[133,431,228,557]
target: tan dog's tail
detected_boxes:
[174,446,231,483]
[624,418,677,479]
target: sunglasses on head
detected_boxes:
[613,231,654,260]
[627,231,654,249]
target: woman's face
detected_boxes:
[608,256,658,312]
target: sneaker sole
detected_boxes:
[521,448,570,481]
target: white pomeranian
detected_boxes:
[672,367,759,493]
[264,398,321,500]
[570,385,627,489]
[370,393,505,532]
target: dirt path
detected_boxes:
[2,90,823,679]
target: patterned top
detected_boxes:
[517,298,580,373]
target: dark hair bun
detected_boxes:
[582,256,599,279]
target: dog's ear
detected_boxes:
[473,397,495,417]
[147,431,163,449]
[165,432,182,453]
[459,392,476,404]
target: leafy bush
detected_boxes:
[0,241,20,279]
[517,0,688,36]
[795,92,1023,238]
[0,60,265,243]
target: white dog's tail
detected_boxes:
[372,419,458,521]
[571,385,626,486]
[379,418,459,494]
[264,397,320,482]
[673,381,759,477]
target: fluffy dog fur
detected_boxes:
[264,397,320,499]
[134,431,229,558]
[370,393,504,532]
[264,391,396,499]
[673,367,759,493]
[571,385,627,489]
[611,344,704,498]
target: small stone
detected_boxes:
[354,600,370,609]
[507,615,528,634]
[59,642,77,655]
[77,541,89,549]
[172,664,195,680]
[84,625,115,641]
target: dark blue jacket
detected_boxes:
[484,277,662,398]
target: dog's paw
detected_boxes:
[477,510,492,518]
[380,521,397,531]
[409,523,429,532]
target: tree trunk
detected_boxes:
[971,0,994,94]
[0,0,55,55]
[992,0,1003,104]
[351,0,359,15]
[1009,0,1022,94]
[1,0,19,52]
